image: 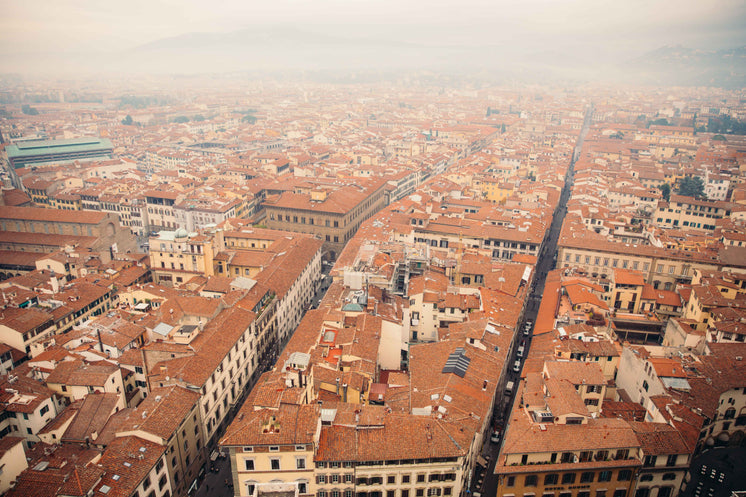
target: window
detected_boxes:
[507,476,515,487]
[299,483,308,494]
[271,458,280,470]
[561,473,575,484]
[657,487,672,497]
[662,473,677,481]
[388,476,396,484]
[643,455,657,467]
[580,472,594,483]
[613,491,626,497]
[402,475,410,484]
[297,458,306,469]
[598,471,612,482]
[634,490,649,497]
[416,490,424,497]
[640,475,653,482]
[666,455,677,467]
[525,475,538,487]
[596,492,606,497]
[618,470,632,481]
[544,474,558,486]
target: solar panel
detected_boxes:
[442,349,470,377]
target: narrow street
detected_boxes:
[472,106,592,497]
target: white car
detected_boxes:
[490,430,501,443]
[513,360,521,372]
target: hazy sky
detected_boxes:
[1,0,745,78]
[2,0,744,54]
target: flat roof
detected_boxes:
[6,137,113,159]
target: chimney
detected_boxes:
[342,383,348,403]
[335,378,340,395]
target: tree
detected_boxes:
[677,176,705,199]
[649,118,669,127]
[242,114,257,124]
[21,104,39,115]
[121,114,133,125]
[657,183,671,201]
[712,134,726,141]
[172,116,189,123]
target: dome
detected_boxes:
[174,228,189,239]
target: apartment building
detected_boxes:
[146,190,179,231]
[116,385,206,496]
[174,195,246,233]
[94,435,173,497]
[222,403,318,497]
[682,270,746,332]
[149,228,216,287]
[0,373,64,443]
[653,195,733,232]
[556,228,730,292]
[495,376,642,497]
[631,422,691,497]
[0,306,55,355]
[44,359,127,409]
[144,295,276,445]
[263,178,387,260]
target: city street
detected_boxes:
[471,106,592,497]
[195,449,233,497]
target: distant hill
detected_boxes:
[119,27,461,74]
[622,45,746,88]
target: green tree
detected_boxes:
[121,114,133,125]
[242,114,257,124]
[172,116,189,123]
[712,134,726,141]
[21,104,39,115]
[657,183,671,201]
[649,118,669,127]
[677,176,705,199]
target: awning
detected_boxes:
[717,432,730,443]
[477,455,488,467]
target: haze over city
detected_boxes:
[2,0,746,83]
[1,2,746,497]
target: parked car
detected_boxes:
[513,360,521,372]
[490,429,501,443]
